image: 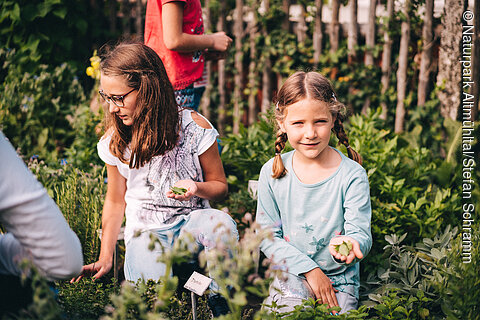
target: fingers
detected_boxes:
[70,264,93,283]
[327,289,339,314]
[166,181,196,201]
[166,191,193,201]
[316,287,339,315]
[352,240,364,259]
[93,268,106,280]
[212,32,232,51]
[70,274,83,283]
[330,236,363,264]
[345,251,356,264]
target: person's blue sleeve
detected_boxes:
[341,168,372,260]
[255,164,318,276]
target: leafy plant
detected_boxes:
[221,117,279,191]
[1,49,85,163]
[54,165,106,264]
[346,109,461,275]
[198,215,281,320]
[430,223,480,319]
[362,225,461,319]
[0,0,112,74]
[57,278,119,320]
[64,102,103,171]
[3,262,63,320]
[28,160,106,264]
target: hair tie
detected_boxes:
[275,102,280,111]
[346,145,351,149]
[275,152,281,156]
[332,93,337,101]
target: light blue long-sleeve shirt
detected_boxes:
[256,148,372,297]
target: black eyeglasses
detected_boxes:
[99,88,136,107]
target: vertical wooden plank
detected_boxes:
[313,0,323,68]
[380,0,394,120]
[395,0,411,133]
[417,0,434,107]
[233,0,244,134]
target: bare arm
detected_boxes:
[167,141,228,202]
[166,112,227,202]
[162,2,232,52]
[72,164,126,281]
[195,141,228,200]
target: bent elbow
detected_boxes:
[219,183,228,200]
[164,37,180,51]
[44,233,84,280]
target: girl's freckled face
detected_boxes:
[278,98,335,162]
[100,73,138,126]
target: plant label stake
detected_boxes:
[248,180,259,200]
[184,271,212,320]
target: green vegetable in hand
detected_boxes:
[170,186,187,195]
[334,240,353,257]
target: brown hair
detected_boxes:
[99,42,179,169]
[272,71,362,178]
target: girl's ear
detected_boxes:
[277,120,286,133]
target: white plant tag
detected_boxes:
[248,180,258,200]
[184,271,212,296]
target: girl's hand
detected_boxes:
[209,32,232,52]
[329,236,363,264]
[304,268,339,314]
[70,259,112,283]
[166,179,198,201]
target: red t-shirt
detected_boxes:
[145,0,205,90]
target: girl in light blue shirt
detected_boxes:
[256,71,372,315]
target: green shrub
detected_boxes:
[361,225,480,319]
[221,117,279,191]
[57,278,119,320]
[54,165,106,264]
[430,224,480,319]
[64,101,103,171]
[346,109,461,276]
[0,49,85,163]
[28,160,106,264]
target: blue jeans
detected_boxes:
[263,272,358,314]
[124,209,238,287]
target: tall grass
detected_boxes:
[29,160,106,264]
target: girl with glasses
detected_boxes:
[72,41,236,317]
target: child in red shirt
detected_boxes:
[145,0,231,110]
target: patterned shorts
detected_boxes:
[174,84,206,111]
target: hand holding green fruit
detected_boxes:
[166,180,197,201]
[170,186,187,195]
[334,240,353,257]
[329,236,363,265]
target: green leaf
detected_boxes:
[37,127,49,148]
[53,7,67,19]
[335,241,352,256]
[231,291,247,305]
[170,186,187,195]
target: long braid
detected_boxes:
[272,130,288,178]
[333,118,363,165]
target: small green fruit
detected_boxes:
[334,240,353,257]
[170,186,187,195]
